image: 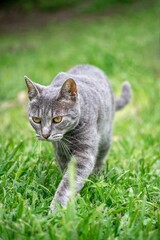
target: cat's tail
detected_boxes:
[115,82,132,111]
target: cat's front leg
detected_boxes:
[50,150,96,212]
[53,142,70,173]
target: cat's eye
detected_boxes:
[32,117,41,124]
[53,116,62,123]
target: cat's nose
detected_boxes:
[42,127,51,139]
[42,133,50,139]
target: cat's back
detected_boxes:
[52,64,114,133]
[68,64,114,134]
[68,64,109,89]
[52,64,114,111]
[68,64,113,104]
[53,64,109,89]
[68,64,107,81]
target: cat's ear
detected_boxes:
[24,76,40,101]
[59,78,77,101]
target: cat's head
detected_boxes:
[24,76,80,142]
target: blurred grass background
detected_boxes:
[1,0,139,11]
[0,0,160,239]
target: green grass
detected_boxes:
[0,2,160,240]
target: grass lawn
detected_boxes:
[0,2,159,240]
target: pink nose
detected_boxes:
[42,127,51,139]
[42,133,50,139]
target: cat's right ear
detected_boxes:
[24,76,40,101]
[58,78,77,101]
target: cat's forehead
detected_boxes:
[41,86,57,99]
[29,96,72,117]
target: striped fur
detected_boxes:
[25,64,132,212]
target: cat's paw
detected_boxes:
[48,206,57,214]
[49,198,63,214]
[49,201,57,214]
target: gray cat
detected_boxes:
[24,64,132,212]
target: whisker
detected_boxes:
[64,134,89,146]
[61,140,72,159]
[63,136,87,152]
[65,135,87,144]
[59,140,69,160]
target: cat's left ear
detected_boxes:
[24,76,41,101]
[59,78,77,101]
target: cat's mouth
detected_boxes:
[36,133,63,142]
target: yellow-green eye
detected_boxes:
[32,117,41,123]
[53,116,62,123]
